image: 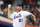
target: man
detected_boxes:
[8,3,36,27]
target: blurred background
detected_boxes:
[0,0,40,27]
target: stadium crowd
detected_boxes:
[0,0,40,27]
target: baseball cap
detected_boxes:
[16,3,22,6]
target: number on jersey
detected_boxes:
[19,19,23,22]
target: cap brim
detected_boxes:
[16,4,22,6]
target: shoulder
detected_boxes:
[11,12,17,15]
[25,11,31,13]
[21,10,32,13]
[24,11,32,15]
[21,11,26,13]
[13,12,17,14]
[26,11,32,15]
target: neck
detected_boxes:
[17,10,21,13]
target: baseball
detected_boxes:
[8,4,11,8]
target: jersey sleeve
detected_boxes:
[25,11,32,16]
[10,13,14,19]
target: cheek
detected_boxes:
[21,7,22,9]
[17,7,20,9]
[20,7,22,10]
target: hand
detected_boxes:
[8,4,11,9]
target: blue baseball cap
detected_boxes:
[16,3,22,6]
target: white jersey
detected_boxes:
[10,11,32,27]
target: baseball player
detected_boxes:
[8,3,36,27]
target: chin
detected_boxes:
[19,10,21,11]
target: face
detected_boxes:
[16,6,22,11]
[3,8,8,12]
